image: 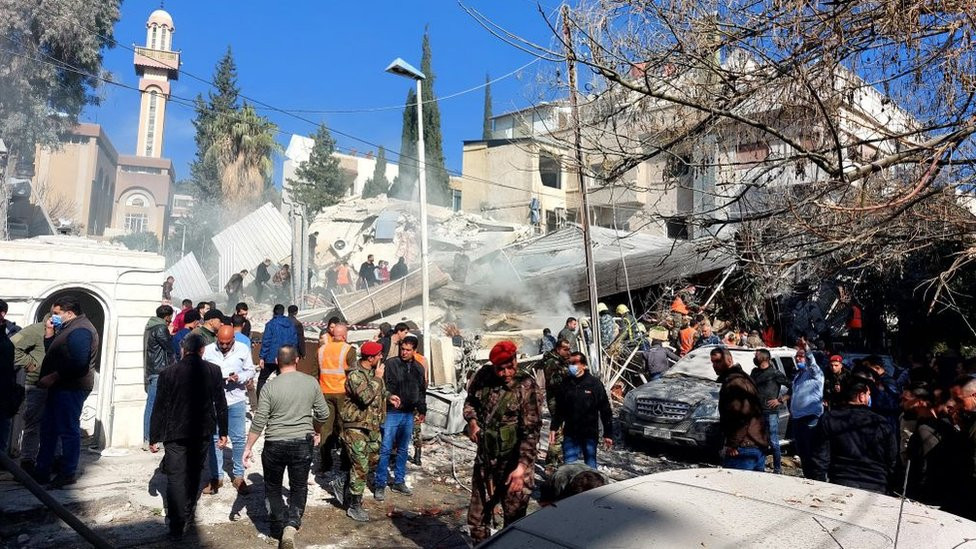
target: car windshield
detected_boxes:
[666,346,759,380]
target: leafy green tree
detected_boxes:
[204,104,280,212]
[362,147,390,198]
[111,231,160,253]
[189,46,240,198]
[287,123,347,214]
[482,73,493,140]
[419,29,451,206]
[0,0,121,237]
[391,88,419,200]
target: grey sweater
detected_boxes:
[250,371,329,441]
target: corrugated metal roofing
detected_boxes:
[212,202,292,288]
[165,251,213,302]
[489,224,732,302]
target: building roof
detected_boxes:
[147,9,173,29]
[478,224,731,303]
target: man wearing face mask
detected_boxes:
[809,379,897,493]
[550,352,613,468]
[788,338,824,478]
[463,341,542,544]
[33,296,99,488]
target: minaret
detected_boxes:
[133,9,179,158]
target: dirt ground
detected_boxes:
[1,415,795,549]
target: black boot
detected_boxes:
[412,446,422,466]
[346,494,368,522]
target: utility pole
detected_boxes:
[563,5,602,373]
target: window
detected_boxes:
[539,152,561,189]
[124,212,148,234]
[664,155,691,178]
[160,28,168,50]
[125,193,151,208]
[451,189,462,212]
[666,218,689,240]
[145,91,158,156]
[121,165,164,175]
[736,142,770,168]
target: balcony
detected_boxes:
[133,47,180,79]
[588,182,645,207]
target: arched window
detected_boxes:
[125,192,151,208]
[150,26,158,49]
[145,91,158,156]
[160,27,168,50]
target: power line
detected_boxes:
[1,26,559,197]
[285,58,542,114]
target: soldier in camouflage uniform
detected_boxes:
[464,341,542,544]
[338,341,387,522]
[537,338,571,473]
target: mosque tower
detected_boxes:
[133,8,180,158]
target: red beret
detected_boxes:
[829,355,843,363]
[489,341,518,366]
[361,341,383,357]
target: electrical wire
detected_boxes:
[0,33,551,196]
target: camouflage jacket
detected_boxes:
[341,364,387,432]
[540,351,568,414]
[464,364,542,469]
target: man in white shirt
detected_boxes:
[203,325,256,495]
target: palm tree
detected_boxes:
[204,104,281,211]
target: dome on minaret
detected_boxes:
[147,9,173,30]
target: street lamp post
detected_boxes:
[386,58,432,350]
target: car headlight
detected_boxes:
[691,400,719,419]
[623,391,637,411]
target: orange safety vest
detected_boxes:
[414,353,428,383]
[318,340,352,394]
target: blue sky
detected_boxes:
[83,0,565,183]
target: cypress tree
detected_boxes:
[390,88,418,200]
[190,46,240,198]
[287,124,347,214]
[482,73,493,140]
[362,147,390,198]
[419,29,451,206]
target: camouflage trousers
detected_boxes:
[467,460,533,542]
[340,428,380,496]
[319,393,347,469]
[544,427,564,473]
[413,411,422,451]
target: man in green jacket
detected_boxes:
[10,303,61,473]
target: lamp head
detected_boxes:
[385,58,426,81]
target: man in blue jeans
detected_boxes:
[749,348,789,473]
[375,335,426,501]
[550,352,613,468]
[143,305,174,449]
[712,347,769,471]
[33,296,99,488]
[789,340,824,478]
[202,326,255,495]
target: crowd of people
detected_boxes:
[710,340,976,522]
[8,285,976,546]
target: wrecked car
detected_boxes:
[618,345,796,452]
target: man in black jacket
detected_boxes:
[375,334,426,500]
[149,334,228,539]
[750,348,789,473]
[551,352,612,468]
[809,379,898,493]
[34,296,99,489]
[0,300,17,457]
[287,305,305,359]
[144,305,174,448]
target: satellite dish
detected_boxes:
[332,239,347,253]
